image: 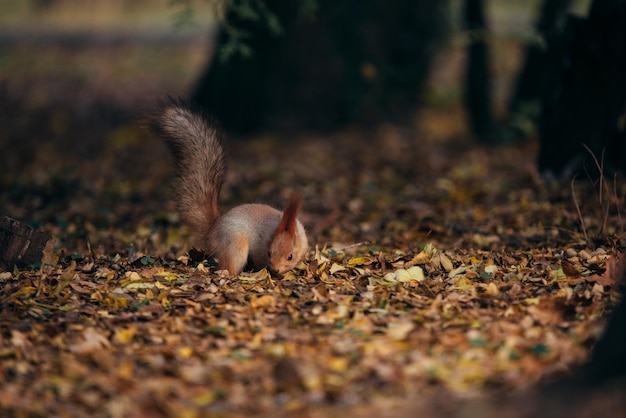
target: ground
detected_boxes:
[1,3,625,417]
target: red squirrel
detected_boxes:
[147,98,308,276]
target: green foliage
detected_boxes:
[168,0,319,62]
[168,0,196,29]
[219,0,284,62]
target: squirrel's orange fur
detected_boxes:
[147,98,308,275]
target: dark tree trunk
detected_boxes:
[538,0,626,175]
[463,0,495,143]
[191,0,448,135]
[509,0,572,133]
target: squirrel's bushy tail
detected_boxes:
[147,97,226,241]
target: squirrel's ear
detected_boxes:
[277,193,302,237]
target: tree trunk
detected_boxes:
[191,0,448,135]
[463,0,495,143]
[538,0,626,175]
[508,0,571,136]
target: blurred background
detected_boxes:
[2,0,624,255]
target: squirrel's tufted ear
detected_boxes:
[276,193,302,237]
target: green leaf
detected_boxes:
[140,256,155,266]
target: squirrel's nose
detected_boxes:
[269,266,283,278]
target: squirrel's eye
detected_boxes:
[287,254,293,261]
[268,251,272,258]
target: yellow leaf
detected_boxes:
[395,269,412,282]
[253,268,271,280]
[124,271,142,281]
[113,327,136,344]
[251,294,276,308]
[549,268,566,280]
[449,266,471,278]
[115,298,130,308]
[369,275,396,287]
[523,298,539,305]
[117,360,134,380]
[154,281,169,290]
[383,272,397,283]
[485,282,499,297]
[94,268,116,281]
[408,250,432,266]
[406,266,425,282]
[347,256,371,268]
[327,356,349,372]
[124,282,155,291]
[193,391,216,407]
[179,346,193,358]
[556,287,574,300]
[423,243,437,255]
[8,286,37,299]
[451,277,474,291]
[330,263,347,274]
[154,271,179,281]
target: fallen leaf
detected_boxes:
[527,298,564,326]
[113,327,137,344]
[250,294,276,309]
[69,328,110,354]
[586,255,626,287]
[386,320,415,341]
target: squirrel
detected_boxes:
[146,98,308,276]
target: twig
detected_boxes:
[571,174,588,243]
[582,144,611,235]
[582,144,604,204]
[615,173,624,235]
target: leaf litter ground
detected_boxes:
[1,49,626,418]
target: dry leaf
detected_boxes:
[527,298,564,326]
[69,328,111,354]
[586,255,626,287]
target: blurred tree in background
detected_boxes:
[187,0,626,175]
[495,0,625,175]
[12,0,624,176]
[190,0,448,134]
[533,0,626,176]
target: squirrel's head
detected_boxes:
[268,193,308,275]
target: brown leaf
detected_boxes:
[561,259,581,278]
[273,356,303,393]
[69,327,110,354]
[527,297,564,326]
[586,255,626,287]
[250,294,276,309]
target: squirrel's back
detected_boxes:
[147,98,226,243]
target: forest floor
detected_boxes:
[1,26,626,417]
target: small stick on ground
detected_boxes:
[571,175,588,243]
